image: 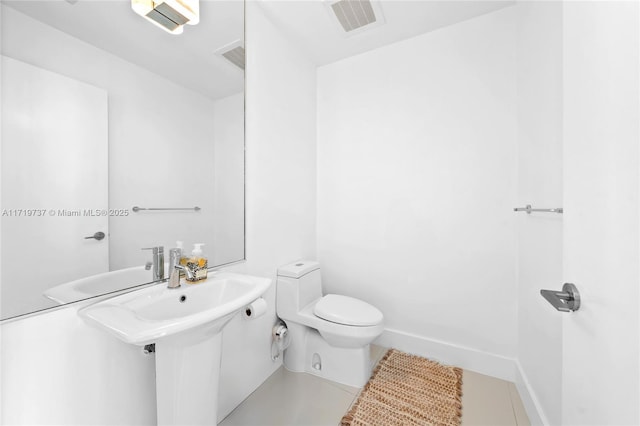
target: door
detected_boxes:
[562,2,639,424]
[1,56,109,317]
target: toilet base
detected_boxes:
[283,323,372,388]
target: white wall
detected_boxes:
[317,7,518,379]
[1,2,318,425]
[514,2,563,425]
[217,1,317,420]
[1,306,157,425]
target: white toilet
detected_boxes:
[276,260,384,387]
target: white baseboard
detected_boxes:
[514,360,549,426]
[374,328,546,424]
[374,327,516,381]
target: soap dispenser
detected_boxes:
[186,243,208,282]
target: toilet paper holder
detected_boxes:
[243,298,267,320]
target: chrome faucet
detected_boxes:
[142,246,164,281]
[168,247,181,276]
[168,264,195,289]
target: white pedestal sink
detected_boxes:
[80,272,271,425]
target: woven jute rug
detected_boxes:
[341,349,463,426]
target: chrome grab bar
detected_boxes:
[540,283,580,312]
[514,204,563,214]
[132,206,201,212]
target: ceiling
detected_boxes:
[257,0,515,66]
[3,0,244,100]
[4,0,514,98]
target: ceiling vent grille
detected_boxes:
[323,0,385,37]
[222,46,245,70]
[331,0,376,32]
[215,41,245,71]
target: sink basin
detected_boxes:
[80,272,269,345]
[44,265,154,304]
[79,271,271,426]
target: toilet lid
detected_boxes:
[314,294,383,326]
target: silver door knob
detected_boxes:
[85,231,106,241]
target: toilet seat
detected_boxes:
[314,294,383,326]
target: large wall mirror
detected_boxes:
[0,0,245,321]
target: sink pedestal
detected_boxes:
[78,272,272,425]
[155,318,232,426]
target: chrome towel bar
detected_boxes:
[514,204,563,214]
[132,206,201,212]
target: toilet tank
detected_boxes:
[276,261,323,319]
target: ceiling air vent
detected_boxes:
[215,40,245,70]
[222,46,245,70]
[327,0,385,35]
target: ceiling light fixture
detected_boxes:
[131,0,199,35]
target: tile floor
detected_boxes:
[220,345,530,426]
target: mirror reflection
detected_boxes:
[0,0,245,321]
